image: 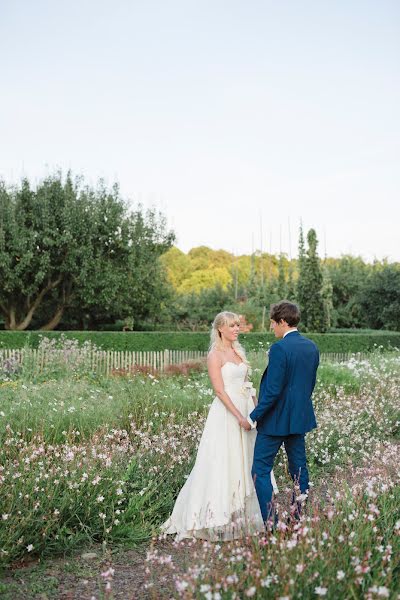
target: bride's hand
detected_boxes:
[238,416,251,431]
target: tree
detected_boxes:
[110,204,174,329]
[170,285,231,331]
[0,173,174,330]
[160,246,191,289]
[325,256,369,328]
[286,260,296,301]
[246,252,258,299]
[277,253,287,299]
[297,228,327,332]
[296,224,308,313]
[358,263,400,331]
[321,263,334,330]
[177,266,231,294]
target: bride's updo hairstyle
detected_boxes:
[209,311,250,367]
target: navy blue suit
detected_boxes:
[250,331,319,522]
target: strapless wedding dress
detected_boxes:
[161,362,278,541]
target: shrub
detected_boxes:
[0,330,399,353]
[164,359,206,376]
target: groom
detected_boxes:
[245,300,319,523]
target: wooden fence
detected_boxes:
[0,348,371,376]
[0,348,207,375]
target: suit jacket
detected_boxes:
[249,331,319,435]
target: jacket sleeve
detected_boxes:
[249,343,287,423]
[311,348,320,393]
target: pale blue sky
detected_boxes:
[1,1,399,261]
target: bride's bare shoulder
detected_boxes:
[207,349,223,366]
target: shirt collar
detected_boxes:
[283,328,298,338]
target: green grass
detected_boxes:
[0,375,209,446]
[1,351,395,446]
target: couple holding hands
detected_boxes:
[162,300,319,540]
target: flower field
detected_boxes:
[0,345,399,598]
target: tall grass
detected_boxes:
[0,348,399,598]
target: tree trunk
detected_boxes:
[5,307,17,330]
[40,280,72,331]
[40,304,65,331]
[2,277,63,330]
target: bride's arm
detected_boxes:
[207,353,248,428]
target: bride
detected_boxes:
[161,311,278,541]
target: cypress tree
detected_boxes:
[303,229,326,332]
[277,253,287,299]
[296,223,309,326]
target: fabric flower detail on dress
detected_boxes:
[241,381,256,397]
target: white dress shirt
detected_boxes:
[246,328,298,429]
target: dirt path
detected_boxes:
[0,539,187,600]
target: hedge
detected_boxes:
[0,330,399,353]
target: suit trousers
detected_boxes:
[251,433,309,522]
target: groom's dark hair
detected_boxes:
[270,301,300,327]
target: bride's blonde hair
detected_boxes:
[209,311,250,367]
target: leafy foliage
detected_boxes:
[359,263,400,330]
[168,285,232,330]
[325,255,369,328]
[297,228,328,332]
[0,173,174,330]
[1,172,398,334]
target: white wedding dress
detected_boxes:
[161,361,278,541]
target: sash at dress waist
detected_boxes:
[223,381,256,397]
